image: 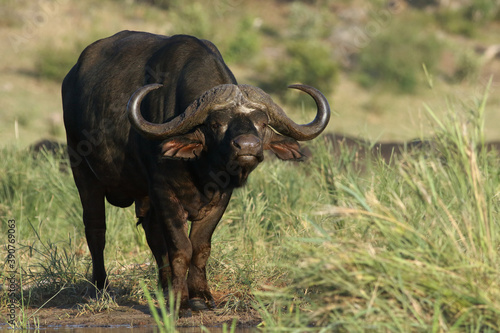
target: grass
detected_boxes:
[354,13,443,94]
[140,281,179,333]
[2,87,500,331]
[253,88,500,331]
[0,144,154,326]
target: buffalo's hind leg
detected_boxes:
[187,192,232,311]
[68,145,107,296]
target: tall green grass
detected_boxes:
[0,145,153,314]
[254,89,500,331]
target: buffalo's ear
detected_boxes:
[265,132,306,161]
[161,130,205,160]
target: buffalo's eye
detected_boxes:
[211,122,221,130]
[257,122,268,130]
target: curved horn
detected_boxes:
[239,84,331,141]
[128,83,238,140]
[127,83,164,139]
[283,84,331,140]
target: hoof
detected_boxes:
[189,298,209,312]
[207,298,216,309]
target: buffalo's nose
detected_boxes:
[232,134,261,152]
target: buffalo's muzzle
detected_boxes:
[232,134,264,164]
[232,134,261,151]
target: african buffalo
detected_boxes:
[62,31,330,313]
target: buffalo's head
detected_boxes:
[127,84,330,187]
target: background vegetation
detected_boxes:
[1,0,500,146]
[2,0,500,331]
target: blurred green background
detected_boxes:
[1,0,499,147]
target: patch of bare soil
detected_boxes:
[22,306,261,329]
[5,294,262,329]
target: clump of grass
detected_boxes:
[256,86,500,331]
[355,15,442,94]
[76,289,118,315]
[435,1,500,37]
[168,2,215,39]
[452,48,481,83]
[465,0,500,23]
[224,16,262,65]
[435,9,478,37]
[261,39,339,98]
[140,281,179,333]
[287,1,334,40]
[255,1,339,97]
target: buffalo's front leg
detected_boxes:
[137,198,172,291]
[141,208,171,293]
[150,191,192,313]
[166,221,192,313]
[188,191,232,311]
